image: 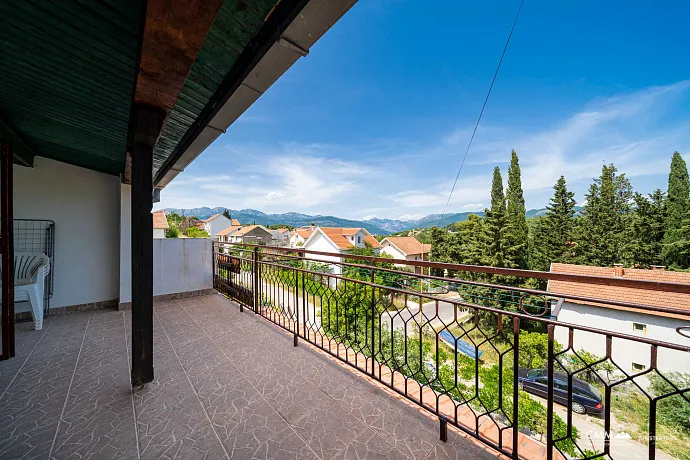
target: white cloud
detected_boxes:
[157,81,690,220]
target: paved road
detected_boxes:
[528,394,677,460]
[381,294,471,333]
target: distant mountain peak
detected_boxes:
[160,206,564,235]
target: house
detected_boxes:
[289,227,315,247]
[269,227,290,245]
[548,263,690,376]
[303,227,382,274]
[152,211,169,238]
[216,225,242,243]
[380,236,430,264]
[225,225,273,245]
[199,214,233,237]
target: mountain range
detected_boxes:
[160,206,580,235]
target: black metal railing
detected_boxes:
[212,242,690,460]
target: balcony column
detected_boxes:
[130,105,165,386]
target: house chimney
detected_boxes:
[651,265,666,271]
[613,263,624,277]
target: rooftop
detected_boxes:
[152,211,169,230]
[319,227,382,250]
[549,262,690,319]
[383,236,431,256]
[0,294,497,460]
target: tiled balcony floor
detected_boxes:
[0,294,500,460]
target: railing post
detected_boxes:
[512,317,520,460]
[370,267,376,377]
[294,266,299,346]
[546,324,555,460]
[252,247,259,314]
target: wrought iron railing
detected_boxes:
[212,242,690,460]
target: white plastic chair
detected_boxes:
[0,253,50,330]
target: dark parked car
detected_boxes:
[517,368,604,415]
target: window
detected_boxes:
[633,323,647,333]
[357,236,361,244]
[632,362,645,372]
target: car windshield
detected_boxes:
[527,369,546,379]
[587,384,603,400]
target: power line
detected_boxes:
[438,0,525,226]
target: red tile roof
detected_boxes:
[318,227,382,250]
[383,237,430,256]
[548,263,690,319]
[152,211,169,229]
[230,219,240,226]
[217,225,242,236]
[294,229,314,239]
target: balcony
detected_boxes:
[0,294,500,460]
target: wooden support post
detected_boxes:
[130,105,165,386]
[0,140,14,360]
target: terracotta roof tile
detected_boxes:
[217,225,242,236]
[318,227,382,250]
[548,263,690,320]
[383,237,430,256]
[231,219,240,226]
[295,229,313,239]
[152,211,169,230]
[201,213,221,222]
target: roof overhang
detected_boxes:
[153,0,357,189]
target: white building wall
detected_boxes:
[119,237,213,304]
[120,184,132,306]
[380,241,406,261]
[554,302,690,375]
[153,228,166,238]
[206,215,232,236]
[14,157,120,308]
[304,232,343,275]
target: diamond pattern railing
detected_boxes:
[212,243,690,460]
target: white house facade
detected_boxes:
[200,214,233,237]
[152,211,168,238]
[380,236,430,264]
[289,228,314,248]
[548,263,690,377]
[303,227,382,275]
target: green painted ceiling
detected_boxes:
[151,0,279,178]
[0,0,142,175]
[1,0,279,177]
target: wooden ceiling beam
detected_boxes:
[124,0,224,184]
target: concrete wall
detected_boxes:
[119,184,132,305]
[555,302,690,375]
[153,238,213,298]
[14,157,121,308]
[380,240,405,261]
[119,237,213,304]
[153,228,166,238]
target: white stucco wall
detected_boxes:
[119,184,132,306]
[554,302,690,375]
[119,237,213,304]
[153,228,166,238]
[380,241,406,261]
[303,231,343,275]
[206,215,232,236]
[14,157,120,308]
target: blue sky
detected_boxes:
[157,0,690,220]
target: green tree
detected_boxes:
[485,167,507,267]
[455,214,488,267]
[664,152,690,267]
[505,150,529,268]
[165,226,180,238]
[222,209,232,220]
[623,190,666,267]
[186,227,210,238]
[573,164,632,266]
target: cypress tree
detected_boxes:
[485,166,507,267]
[624,190,666,267]
[663,152,690,266]
[574,164,632,266]
[505,150,529,268]
[545,176,577,262]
